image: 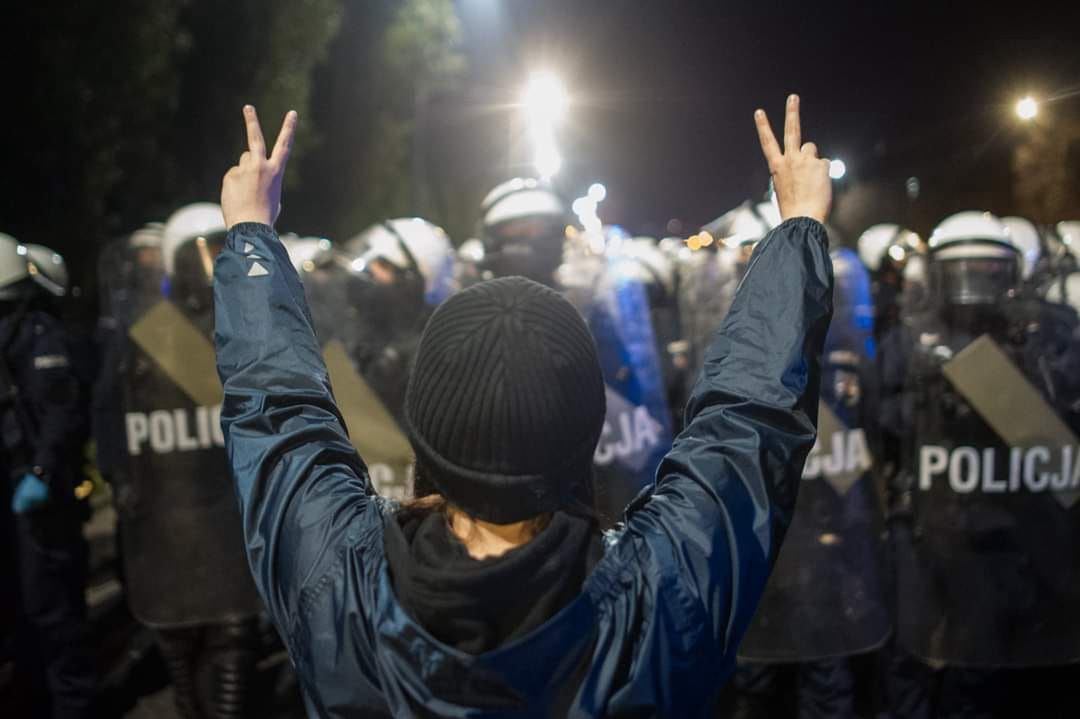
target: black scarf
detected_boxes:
[383,508,602,655]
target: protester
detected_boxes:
[207,94,833,716]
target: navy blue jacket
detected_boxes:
[1,308,84,484]
[213,218,833,717]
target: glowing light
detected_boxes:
[571,197,595,217]
[587,183,607,202]
[1016,96,1038,121]
[906,176,921,200]
[533,138,562,180]
[522,72,568,126]
[888,245,906,262]
[698,230,714,247]
[522,71,568,180]
[829,159,847,180]
[687,235,702,251]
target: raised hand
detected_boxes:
[754,95,832,224]
[221,105,298,229]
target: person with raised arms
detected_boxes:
[212,95,834,717]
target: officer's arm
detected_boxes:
[213,221,375,630]
[28,321,84,483]
[623,217,832,651]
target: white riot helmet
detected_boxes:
[1001,216,1041,280]
[458,238,485,264]
[704,201,773,249]
[481,178,566,230]
[130,222,164,250]
[1045,273,1080,314]
[23,244,68,297]
[1057,221,1080,249]
[928,211,1019,305]
[620,237,676,298]
[345,218,456,307]
[657,236,685,259]
[479,178,567,283]
[857,224,923,272]
[161,203,228,279]
[754,199,781,233]
[858,224,901,271]
[281,234,333,275]
[0,233,30,300]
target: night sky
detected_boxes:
[5,1,1080,287]
[442,1,1080,236]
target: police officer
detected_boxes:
[857,223,926,343]
[468,177,569,287]
[1032,220,1080,302]
[287,219,457,500]
[0,232,95,718]
[878,211,1080,718]
[340,218,457,424]
[107,204,264,719]
[616,236,685,431]
[725,239,889,719]
[472,179,674,526]
[1001,216,1042,291]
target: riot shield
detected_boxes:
[110,240,261,628]
[94,236,150,480]
[302,251,423,501]
[564,255,674,527]
[676,245,741,390]
[890,299,1080,667]
[737,247,891,662]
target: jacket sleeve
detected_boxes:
[213,222,376,634]
[622,217,833,651]
[26,316,84,481]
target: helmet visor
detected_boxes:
[937,257,1018,305]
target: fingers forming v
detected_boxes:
[755,109,782,172]
[244,105,266,158]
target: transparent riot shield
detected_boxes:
[890,297,1080,666]
[564,255,674,527]
[94,236,155,482]
[738,247,891,661]
[109,239,261,628]
[302,250,424,501]
[676,245,741,390]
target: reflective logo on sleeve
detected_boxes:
[33,354,69,370]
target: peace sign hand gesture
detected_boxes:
[221,105,298,229]
[754,95,832,224]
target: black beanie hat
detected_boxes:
[403,276,606,524]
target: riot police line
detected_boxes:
[3,178,1080,717]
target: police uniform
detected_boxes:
[1,305,95,719]
[879,212,1080,717]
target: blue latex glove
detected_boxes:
[12,473,49,514]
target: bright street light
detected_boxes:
[521,71,568,180]
[1016,96,1038,121]
[829,159,847,180]
[522,72,568,128]
[533,137,562,180]
[587,183,607,202]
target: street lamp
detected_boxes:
[523,72,568,127]
[829,159,847,180]
[1016,96,1038,121]
[521,72,568,180]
